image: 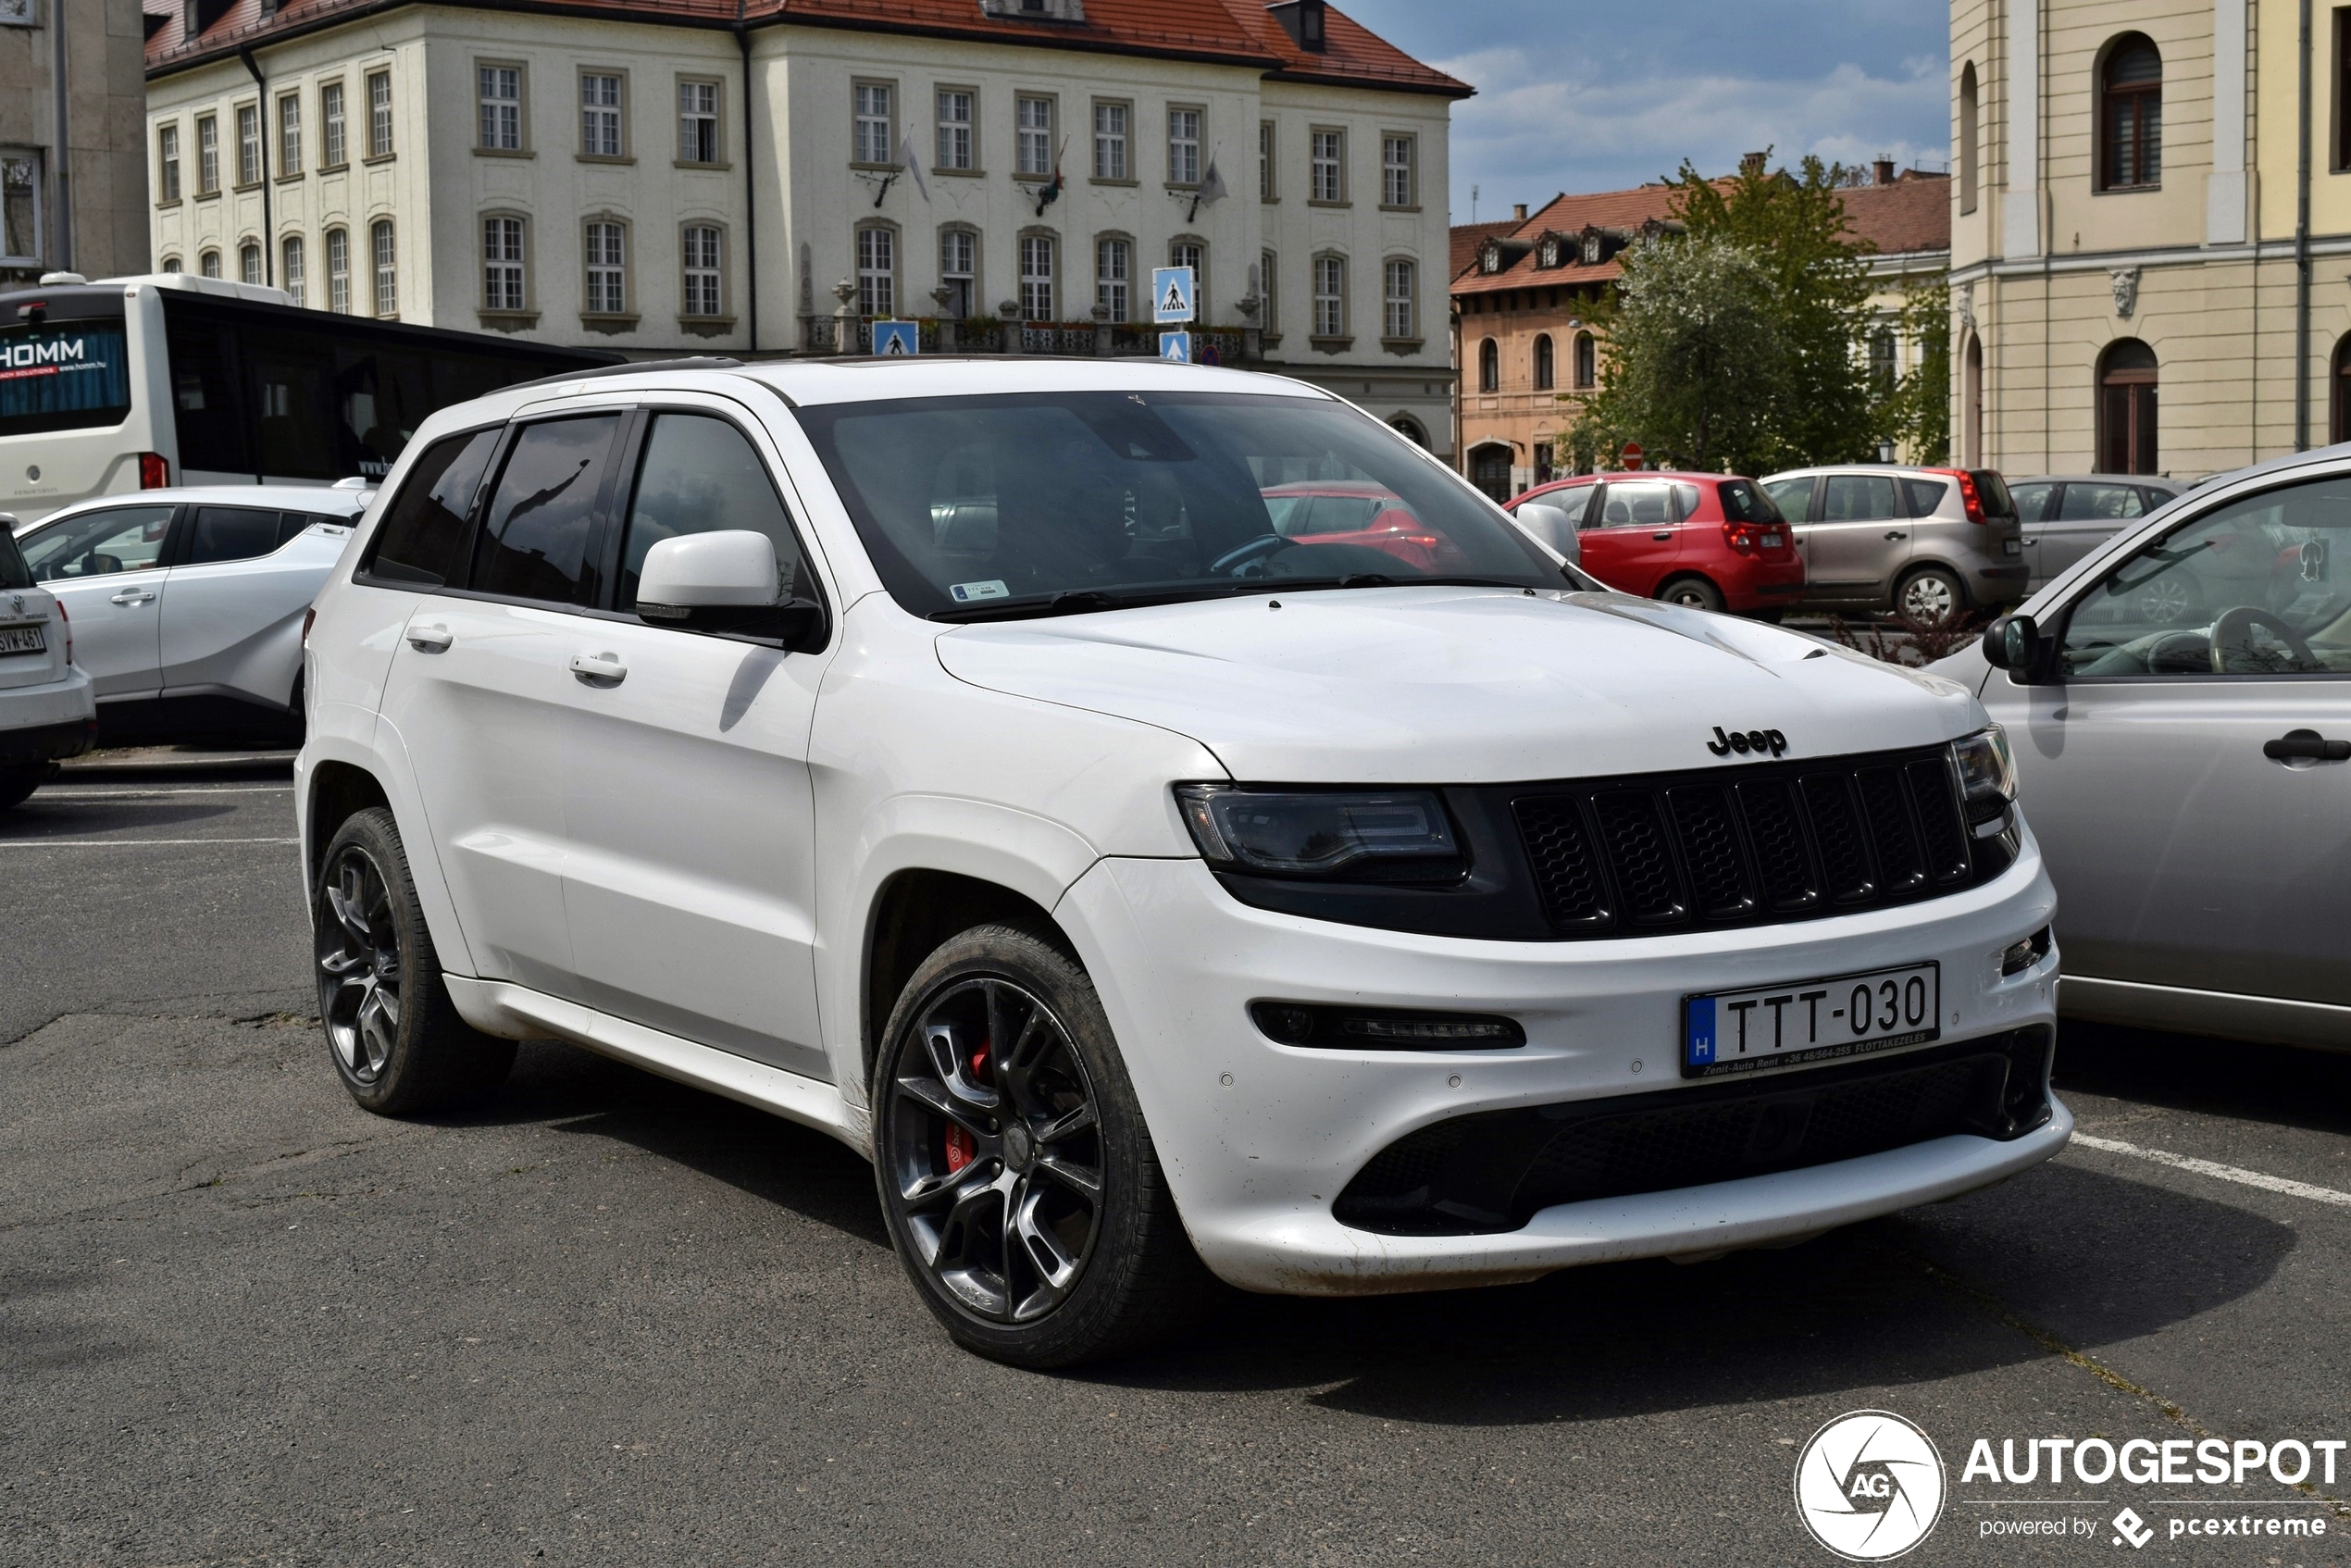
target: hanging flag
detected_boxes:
[897,131,930,202]
[1197,155,1227,207]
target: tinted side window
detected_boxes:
[2057,482,2147,521]
[361,427,501,589]
[1598,482,1674,527]
[1761,476,1814,522]
[617,413,805,610]
[20,505,175,580]
[1822,475,1897,521]
[2009,482,2056,522]
[165,310,255,477]
[184,506,286,566]
[471,415,621,605]
[1900,478,1949,516]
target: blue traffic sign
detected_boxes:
[871,320,919,356]
[1151,266,1196,324]
[1158,330,1191,362]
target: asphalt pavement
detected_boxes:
[3,755,2347,1566]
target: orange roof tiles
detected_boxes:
[1838,172,1952,258]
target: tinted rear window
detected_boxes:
[0,315,133,439]
[1968,469,2016,516]
[0,529,29,590]
[1718,479,1783,523]
[1900,478,1949,516]
[359,427,501,589]
[469,415,621,605]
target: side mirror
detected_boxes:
[1982,613,2046,679]
[637,530,827,651]
[1512,502,1581,566]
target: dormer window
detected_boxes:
[1266,0,1326,53]
[979,0,1086,19]
[1581,231,1602,265]
[1537,236,1561,268]
[1479,242,1502,275]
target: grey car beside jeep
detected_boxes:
[1761,465,2030,623]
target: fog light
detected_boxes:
[1999,927,2052,977]
[1250,1002,1525,1050]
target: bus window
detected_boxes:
[336,346,432,479]
[165,308,254,476]
[0,314,132,438]
[246,329,338,480]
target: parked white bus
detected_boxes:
[1,273,617,525]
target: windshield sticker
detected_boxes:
[950,579,1010,604]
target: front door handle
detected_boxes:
[569,651,628,685]
[109,588,155,605]
[404,623,452,653]
[2262,728,2351,762]
[1650,531,1673,541]
[1884,530,1908,541]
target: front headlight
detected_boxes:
[1951,724,2017,835]
[1175,784,1465,881]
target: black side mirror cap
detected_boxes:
[1982,613,2047,680]
[639,596,829,653]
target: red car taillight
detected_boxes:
[1952,469,1988,524]
[1723,521,1759,554]
[53,596,71,666]
[138,452,169,489]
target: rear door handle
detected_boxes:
[109,588,155,605]
[569,651,627,685]
[1650,531,1673,541]
[1884,531,1908,541]
[404,623,452,653]
[2262,729,2351,762]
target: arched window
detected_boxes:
[199,249,221,278]
[854,222,895,318]
[1959,63,1980,214]
[2099,35,2161,191]
[1388,415,1427,447]
[2097,339,2158,474]
[1468,442,1512,502]
[1477,337,1499,392]
[2331,334,2351,444]
[1963,333,1983,466]
[238,241,262,284]
[1533,332,1555,390]
[1573,331,1597,389]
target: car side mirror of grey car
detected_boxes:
[637,529,828,653]
[1982,613,2049,681]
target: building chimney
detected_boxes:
[1873,156,1896,185]
[1739,151,1766,180]
[1512,203,1527,221]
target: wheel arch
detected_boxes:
[1897,558,1974,609]
[862,868,1069,1087]
[305,759,391,896]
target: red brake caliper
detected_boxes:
[942,1036,990,1175]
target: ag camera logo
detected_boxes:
[1795,1410,1947,1561]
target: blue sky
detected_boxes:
[1341,1,1951,224]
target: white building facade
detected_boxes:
[143,0,1465,451]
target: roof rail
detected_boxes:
[506,355,745,392]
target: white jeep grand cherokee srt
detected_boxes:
[296,356,2068,1366]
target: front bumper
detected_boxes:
[1060,830,2063,1295]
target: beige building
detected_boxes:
[0,0,150,285]
[139,0,1465,447]
[1952,0,2351,476]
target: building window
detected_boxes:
[1382,258,1414,339]
[1096,235,1131,319]
[162,256,181,273]
[370,219,397,316]
[1533,332,1554,390]
[327,228,350,311]
[200,249,221,279]
[1172,239,1205,319]
[197,115,218,193]
[157,125,180,202]
[1477,337,1499,392]
[1167,106,1200,185]
[278,94,302,176]
[1016,95,1053,178]
[367,70,393,157]
[1870,329,1897,392]
[237,104,261,185]
[1470,445,1511,502]
[321,81,345,167]
[855,224,894,317]
[1310,129,1343,202]
[483,216,526,311]
[936,89,973,171]
[1390,416,1427,448]
[939,228,976,317]
[1,154,37,263]
[479,65,522,151]
[581,72,625,157]
[1019,233,1054,320]
[853,81,893,166]
[584,219,627,314]
[238,241,262,283]
[1259,248,1276,332]
[1312,254,1346,337]
[1092,101,1128,180]
[682,224,723,317]
[1382,134,1413,206]
[1259,118,1275,200]
[2097,338,2158,473]
[1574,331,1598,389]
[2332,334,2351,442]
[2099,35,2161,191]
[679,80,720,164]
[281,235,305,305]
[1959,62,1979,214]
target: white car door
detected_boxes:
[1981,468,2351,1007]
[549,402,830,1077]
[159,504,349,706]
[374,412,628,1000]
[16,503,177,699]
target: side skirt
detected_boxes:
[2059,974,2351,1053]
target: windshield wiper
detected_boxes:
[929,584,1251,623]
[1275,574,1539,593]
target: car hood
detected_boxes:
[933,587,1987,783]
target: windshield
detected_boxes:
[796,390,1575,617]
[0,313,132,439]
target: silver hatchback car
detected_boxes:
[1760,466,2029,623]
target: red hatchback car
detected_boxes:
[1507,471,1806,617]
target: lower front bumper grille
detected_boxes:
[1335,1027,2055,1236]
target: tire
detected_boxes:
[314,806,515,1115]
[1897,566,1969,628]
[872,923,1211,1368]
[0,763,55,811]
[1658,575,1726,614]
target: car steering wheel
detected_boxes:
[1209,533,1287,575]
[2208,604,2321,674]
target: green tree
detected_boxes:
[1558,233,1785,475]
[1883,280,1951,464]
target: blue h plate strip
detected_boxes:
[1686,996,1716,1066]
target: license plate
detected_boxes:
[0,624,44,655]
[1683,962,1940,1079]
[1760,531,1785,548]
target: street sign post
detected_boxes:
[1158,330,1192,363]
[871,320,920,356]
[1619,441,1644,469]
[1152,266,1196,325]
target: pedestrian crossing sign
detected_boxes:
[1159,330,1191,363]
[1151,266,1196,324]
[871,320,919,355]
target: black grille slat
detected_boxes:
[1513,796,1611,929]
[1857,766,1926,895]
[1907,760,1972,884]
[1736,779,1821,913]
[1593,790,1686,925]
[1800,774,1875,903]
[1668,787,1755,919]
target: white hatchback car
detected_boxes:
[13,484,367,744]
[297,357,2068,1366]
[0,521,95,807]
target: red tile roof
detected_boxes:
[1839,171,1953,258]
[1448,218,1520,285]
[144,0,1471,96]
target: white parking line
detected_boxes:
[39,786,293,798]
[2071,1131,2351,1210]
[0,836,299,847]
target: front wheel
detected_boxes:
[873,924,1209,1367]
[1658,575,1726,614]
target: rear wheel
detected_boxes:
[314,807,515,1114]
[0,764,54,811]
[1897,566,1968,628]
[873,923,1210,1367]
[1659,575,1726,614]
